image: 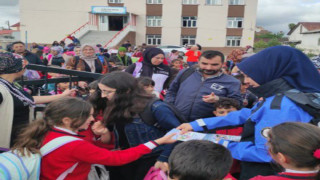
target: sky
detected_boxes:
[0,0,320,34]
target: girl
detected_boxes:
[251,122,320,180]
[97,71,182,180]
[11,97,175,180]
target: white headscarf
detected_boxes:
[80,44,97,73]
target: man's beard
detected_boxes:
[199,69,220,75]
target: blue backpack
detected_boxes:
[0,136,81,180]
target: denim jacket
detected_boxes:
[114,100,181,162]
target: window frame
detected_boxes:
[181,35,196,46]
[146,35,162,45]
[146,16,162,27]
[182,0,198,5]
[229,0,245,5]
[147,0,162,4]
[226,36,242,47]
[109,0,124,3]
[205,0,222,5]
[227,17,244,28]
[182,16,197,28]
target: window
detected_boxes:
[206,0,222,5]
[226,36,241,47]
[182,0,198,5]
[182,17,197,28]
[147,0,162,4]
[147,35,161,45]
[109,0,123,3]
[227,17,243,28]
[229,0,244,5]
[181,36,196,45]
[147,16,162,27]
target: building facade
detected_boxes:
[20,0,258,53]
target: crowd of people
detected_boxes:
[0,38,320,180]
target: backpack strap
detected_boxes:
[40,136,81,156]
[132,62,143,77]
[177,67,196,85]
[270,93,285,110]
[139,98,159,126]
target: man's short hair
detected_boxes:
[214,97,241,110]
[12,41,25,47]
[200,50,225,63]
[169,140,232,180]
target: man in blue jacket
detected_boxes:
[165,50,242,121]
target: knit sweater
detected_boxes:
[40,127,158,180]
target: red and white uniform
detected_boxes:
[251,169,318,180]
[40,127,157,180]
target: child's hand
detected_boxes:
[154,133,177,145]
[62,88,77,97]
[176,123,193,134]
[202,92,219,103]
[154,161,169,173]
[92,121,109,136]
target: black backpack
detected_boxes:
[177,67,196,85]
[139,98,187,127]
[271,89,320,126]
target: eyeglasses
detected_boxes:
[98,89,116,95]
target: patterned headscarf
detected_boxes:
[0,52,23,75]
[311,55,320,69]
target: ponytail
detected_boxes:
[11,119,51,156]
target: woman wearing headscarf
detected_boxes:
[177,46,320,179]
[126,47,174,93]
[66,44,108,74]
[109,47,132,66]
[0,52,76,151]
[46,46,65,67]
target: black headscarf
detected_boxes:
[140,48,170,77]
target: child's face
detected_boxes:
[173,61,182,68]
[213,107,237,117]
[144,85,154,94]
[58,82,69,91]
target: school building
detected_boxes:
[19,0,258,53]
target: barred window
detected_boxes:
[147,0,162,4]
[206,0,222,5]
[229,0,244,5]
[109,0,124,3]
[181,35,196,45]
[182,0,198,5]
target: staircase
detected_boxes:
[79,31,118,45]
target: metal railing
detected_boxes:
[61,22,90,42]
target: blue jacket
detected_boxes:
[165,69,242,121]
[190,95,313,163]
[114,100,181,162]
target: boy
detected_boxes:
[137,77,160,98]
[213,98,242,136]
[168,140,233,180]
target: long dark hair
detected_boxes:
[268,122,320,179]
[98,71,153,125]
[12,97,92,156]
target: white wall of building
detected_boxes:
[196,0,228,47]
[161,0,182,45]
[242,0,257,47]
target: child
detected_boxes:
[213,98,242,136]
[137,76,161,98]
[168,140,233,180]
[171,59,183,70]
[233,73,258,108]
[251,122,320,180]
[11,97,176,179]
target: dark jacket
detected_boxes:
[24,51,43,65]
[165,69,242,121]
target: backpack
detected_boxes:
[177,67,196,85]
[0,136,81,180]
[139,98,187,127]
[144,166,167,180]
[271,89,320,126]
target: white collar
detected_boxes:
[285,169,319,174]
[54,126,78,135]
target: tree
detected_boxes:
[288,23,296,31]
[254,40,268,48]
[267,38,282,47]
